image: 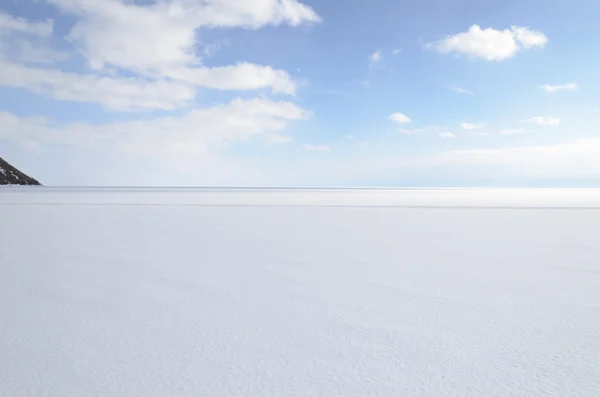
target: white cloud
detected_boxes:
[449,86,474,95]
[47,0,320,77]
[0,13,53,36]
[439,132,455,138]
[0,1,310,109]
[540,83,579,93]
[511,26,548,49]
[181,0,321,28]
[0,2,320,185]
[398,128,426,134]
[389,112,412,124]
[11,39,70,64]
[460,122,484,130]
[0,98,311,153]
[499,128,530,135]
[392,48,402,55]
[304,144,331,152]
[0,0,317,105]
[427,25,547,61]
[0,57,297,109]
[370,50,382,66]
[0,57,196,111]
[166,62,297,94]
[435,138,600,178]
[524,116,560,126]
[0,14,67,64]
[266,134,293,144]
[203,41,224,58]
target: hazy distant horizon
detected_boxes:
[4,187,600,209]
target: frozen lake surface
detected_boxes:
[2,188,600,396]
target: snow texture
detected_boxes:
[1,188,600,396]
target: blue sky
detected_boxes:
[1,0,600,186]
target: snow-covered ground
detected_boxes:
[2,188,600,396]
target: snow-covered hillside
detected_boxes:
[1,188,599,396]
[0,157,41,186]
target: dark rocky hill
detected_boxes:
[0,157,41,186]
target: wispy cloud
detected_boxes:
[524,116,560,126]
[435,138,600,178]
[0,12,53,36]
[460,122,484,130]
[267,134,293,144]
[0,98,312,153]
[12,40,70,64]
[389,112,412,124]
[398,128,426,134]
[304,144,331,152]
[392,48,402,55]
[499,128,530,135]
[539,83,579,93]
[449,86,474,95]
[369,50,383,68]
[439,132,455,138]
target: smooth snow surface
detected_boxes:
[2,188,600,396]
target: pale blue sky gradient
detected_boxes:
[1,0,599,186]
